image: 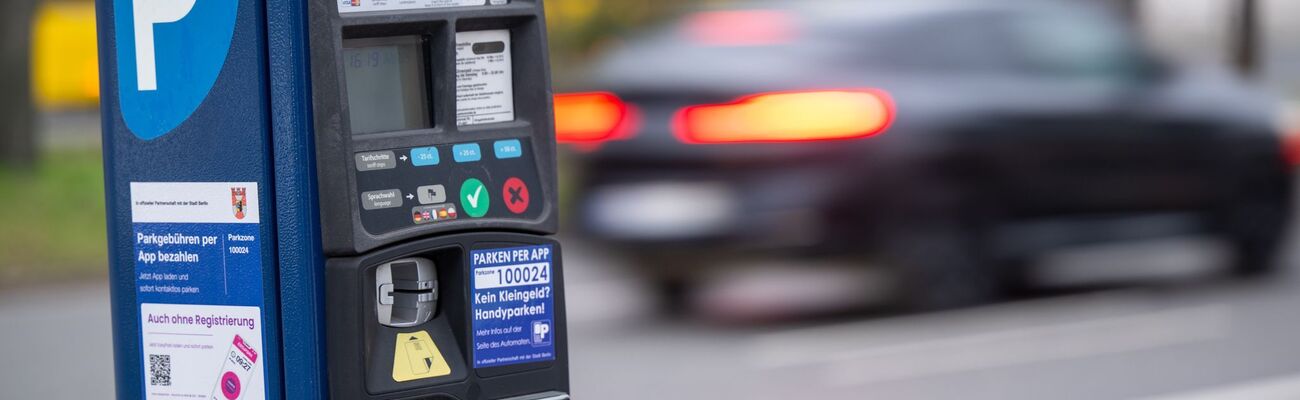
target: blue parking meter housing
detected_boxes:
[97,0,567,398]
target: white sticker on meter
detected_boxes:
[338,0,507,14]
[456,30,514,126]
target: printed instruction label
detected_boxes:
[338,0,506,14]
[456,30,515,126]
[132,182,267,400]
[470,245,556,368]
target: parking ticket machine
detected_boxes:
[97,0,567,398]
[312,1,567,399]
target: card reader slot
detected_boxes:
[376,258,438,327]
[392,279,435,291]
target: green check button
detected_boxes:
[460,178,489,218]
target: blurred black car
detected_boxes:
[559,0,1293,310]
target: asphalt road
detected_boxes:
[564,234,1300,400]
[5,234,1300,399]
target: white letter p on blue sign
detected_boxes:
[114,0,238,140]
[132,0,196,91]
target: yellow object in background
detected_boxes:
[32,1,100,110]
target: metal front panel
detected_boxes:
[308,0,560,255]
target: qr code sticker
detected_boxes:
[149,354,171,386]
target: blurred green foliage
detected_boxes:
[0,148,107,285]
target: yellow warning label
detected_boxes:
[393,331,451,382]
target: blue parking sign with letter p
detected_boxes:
[113,0,239,140]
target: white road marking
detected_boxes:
[1142,373,1300,400]
[750,304,1232,387]
[695,261,894,319]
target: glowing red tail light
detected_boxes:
[673,89,895,144]
[553,92,638,144]
[1284,131,1300,167]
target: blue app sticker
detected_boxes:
[130,182,268,400]
[133,222,263,306]
[131,183,264,307]
[470,245,556,368]
[114,0,239,140]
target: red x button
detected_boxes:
[502,177,530,214]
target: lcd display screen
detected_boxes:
[343,36,430,134]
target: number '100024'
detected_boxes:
[498,264,549,286]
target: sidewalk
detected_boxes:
[0,281,115,398]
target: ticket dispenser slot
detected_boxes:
[309,0,567,399]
